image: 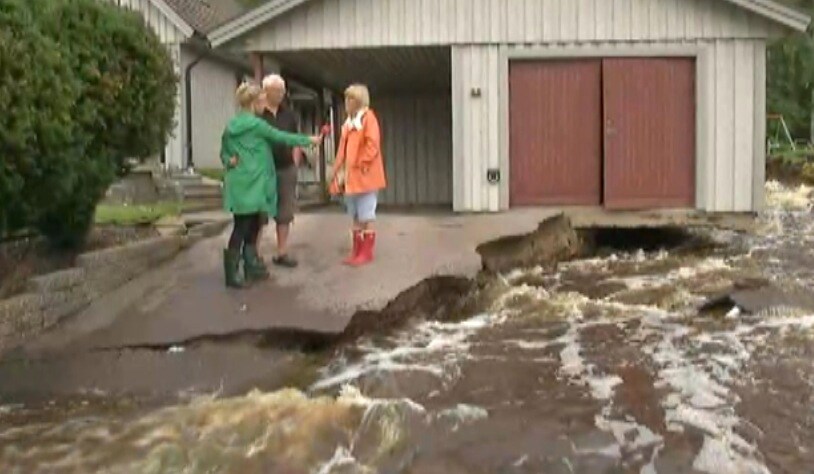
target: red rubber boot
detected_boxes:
[350,231,375,266]
[343,230,363,265]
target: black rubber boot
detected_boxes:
[243,245,270,281]
[223,249,246,289]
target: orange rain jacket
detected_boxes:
[331,108,387,195]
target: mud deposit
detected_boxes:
[3,183,814,473]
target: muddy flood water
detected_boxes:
[2,182,814,474]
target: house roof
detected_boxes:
[162,0,255,35]
[208,0,811,48]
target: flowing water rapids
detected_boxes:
[2,181,814,473]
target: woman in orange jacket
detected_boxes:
[329,84,387,266]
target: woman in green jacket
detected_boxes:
[220,82,321,288]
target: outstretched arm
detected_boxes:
[259,121,314,148]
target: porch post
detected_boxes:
[250,52,264,83]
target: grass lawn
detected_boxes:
[95,202,182,226]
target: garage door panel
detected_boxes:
[509,60,602,206]
[603,58,696,210]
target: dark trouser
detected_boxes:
[275,165,298,225]
[228,213,263,251]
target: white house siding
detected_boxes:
[242,0,780,50]
[455,40,767,212]
[165,44,185,170]
[236,0,781,212]
[377,95,453,206]
[182,47,240,169]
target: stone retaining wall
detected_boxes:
[0,219,228,354]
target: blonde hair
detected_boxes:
[236,82,262,110]
[344,84,370,108]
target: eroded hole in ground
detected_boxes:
[579,226,707,255]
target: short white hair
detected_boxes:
[262,74,286,90]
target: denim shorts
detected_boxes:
[345,192,378,222]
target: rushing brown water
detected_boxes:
[2,182,814,474]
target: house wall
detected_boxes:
[236,0,777,213]
[377,95,453,206]
[166,44,185,170]
[454,40,767,213]
[242,0,781,50]
[181,47,241,170]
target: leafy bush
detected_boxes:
[0,0,177,248]
[0,0,82,237]
[768,1,814,140]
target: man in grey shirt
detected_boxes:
[261,74,302,268]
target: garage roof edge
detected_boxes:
[149,0,196,39]
[724,0,810,32]
[208,0,810,48]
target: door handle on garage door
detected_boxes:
[605,119,616,136]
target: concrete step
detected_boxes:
[183,199,223,213]
[171,174,204,186]
[184,186,222,199]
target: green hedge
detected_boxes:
[0,0,177,248]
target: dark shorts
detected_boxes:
[275,166,298,225]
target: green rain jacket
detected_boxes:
[220,111,312,216]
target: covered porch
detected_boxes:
[249,46,453,209]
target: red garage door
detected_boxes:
[509,60,602,206]
[602,58,696,209]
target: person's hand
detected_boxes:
[309,135,323,146]
[229,155,238,167]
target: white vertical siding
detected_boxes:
[752,42,767,211]
[705,39,764,212]
[185,49,240,170]
[452,46,502,212]
[246,0,777,51]
[714,41,736,211]
[455,39,766,213]
[377,96,453,206]
[102,0,189,44]
[164,44,185,170]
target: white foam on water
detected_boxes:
[668,258,730,279]
[312,315,496,391]
[636,307,814,473]
[433,404,489,432]
[692,436,770,474]
[764,180,813,211]
[504,338,557,350]
[595,415,663,453]
[316,446,373,474]
[589,375,624,401]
